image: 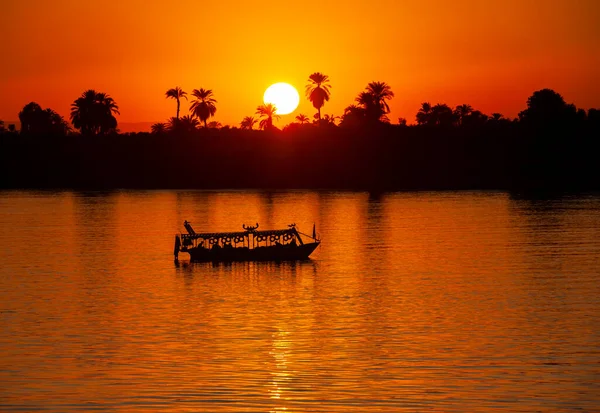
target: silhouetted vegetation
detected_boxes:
[19,102,71,136]
[70,90,119,136]
[306,73,331,122]
[190,88,217,128]
[256,103,280,130]
[340,81,395,127]
[165,87,187,120]
[207,121,222,129]
[151,122,167,134]
[168,115,199,134]
[295,114,310,124]
[1,86,599,192]
[240,116,257,130]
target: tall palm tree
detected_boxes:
[356,91,391,123]
[190,88,217,127]
[165,87,187,120]
[295,114,310,124]
[96,92,119,121]
[256,103,280,130]
[151,122,167,134]
[70,89,119,136]
[240,116,257,130]
[365,81,394,120]
[305,72,331,121]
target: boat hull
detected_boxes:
[184,242,319,262]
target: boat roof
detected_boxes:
[181,228,295,240]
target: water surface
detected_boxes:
[1,190,599,412]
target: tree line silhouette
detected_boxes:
[1,73,599,191]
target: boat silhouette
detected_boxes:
[174,221,320,262]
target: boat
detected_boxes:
[174,221,320,262]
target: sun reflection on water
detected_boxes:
[269,328,292,402]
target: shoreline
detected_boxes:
[2,124,599,192]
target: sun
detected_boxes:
[263,83,300,115]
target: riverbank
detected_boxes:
[1,124,599,191]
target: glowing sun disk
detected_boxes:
[263,83,300,115]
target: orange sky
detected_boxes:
[1,0,599,130]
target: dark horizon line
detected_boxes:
[4,86,599,133]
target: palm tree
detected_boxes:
[19,102,70,135]
[344,104,365,115]
[467,110,488,125]
[70,90,119,136]
[165,87,187,120]
[339,104,366,128]
[151,122,167,134]
[44,108,72,134]
[454,104,473,126]
[416,102,433,125]
[322,114,339,126]
[305,72,331,121]
[431,103,456,126]
[18,102,43,134]
[168,116,199,134]
[240,116,257,130]
[356,91,378,121]
[190,88,217,127]
[207,121,222,129]
[256,103,280,130]
[167,117,180,133]
[491,113,503,121]
[295,114,310,124]
[180,115,200,132]
[365,81,394,120]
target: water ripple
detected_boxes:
[1,190,599,412]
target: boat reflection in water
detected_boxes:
[174,221,320,262]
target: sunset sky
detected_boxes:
[1,0,599,130]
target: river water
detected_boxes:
[1,190,599,412]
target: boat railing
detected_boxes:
[178,223,320,253]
